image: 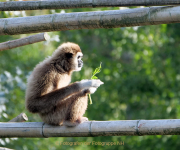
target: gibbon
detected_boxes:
[25,42,103,126]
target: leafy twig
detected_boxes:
[89,62,102,104]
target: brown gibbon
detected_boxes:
[25,42,103,126]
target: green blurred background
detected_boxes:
[0,2,180,150]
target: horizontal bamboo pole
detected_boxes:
[0,119,180,138]
[0,0,180,11]
[0,33,49,51]
[0,6,180,35]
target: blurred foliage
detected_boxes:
[0,1,180,150]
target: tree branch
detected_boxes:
[0,33,49,51]
[0,0,180,11]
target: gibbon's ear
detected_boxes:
[61,59,70,71]
[65,53,73,59]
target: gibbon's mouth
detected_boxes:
[78,62,83,68]
[78,63,83,68]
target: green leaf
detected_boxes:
[91,76,98,79]
[91,62,102,79]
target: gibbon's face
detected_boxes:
[52,43,83,72]
[73,52,83,71]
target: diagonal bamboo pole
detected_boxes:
[8,113,28,122]
[0,33,49,51]
[0,6,180,35]
[0,147,14,150]
[0,0,180,11]
[0,119,180,138]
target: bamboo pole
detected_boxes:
[0,147,14,150]
[8,113,28,122]
[0,0,180,11]
[0,6,180,35]
[0,119,180,138]
[0,33,49,51]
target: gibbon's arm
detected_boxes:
[26,79,103,114]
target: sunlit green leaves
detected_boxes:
[91,62,102,79]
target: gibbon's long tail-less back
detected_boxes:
[25,42,103,126]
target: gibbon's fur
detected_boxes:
[25,42,103,126]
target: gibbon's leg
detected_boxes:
[63,89,90,127]
[39,88,98,126]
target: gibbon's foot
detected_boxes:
[78,117,88,123]
[63,117,88,127]
[63,120,79,127]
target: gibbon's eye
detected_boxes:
[77,55,83,59]
[65,53,73,59]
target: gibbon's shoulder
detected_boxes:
[30,56,52,79]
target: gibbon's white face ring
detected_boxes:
[74,52,83,71]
